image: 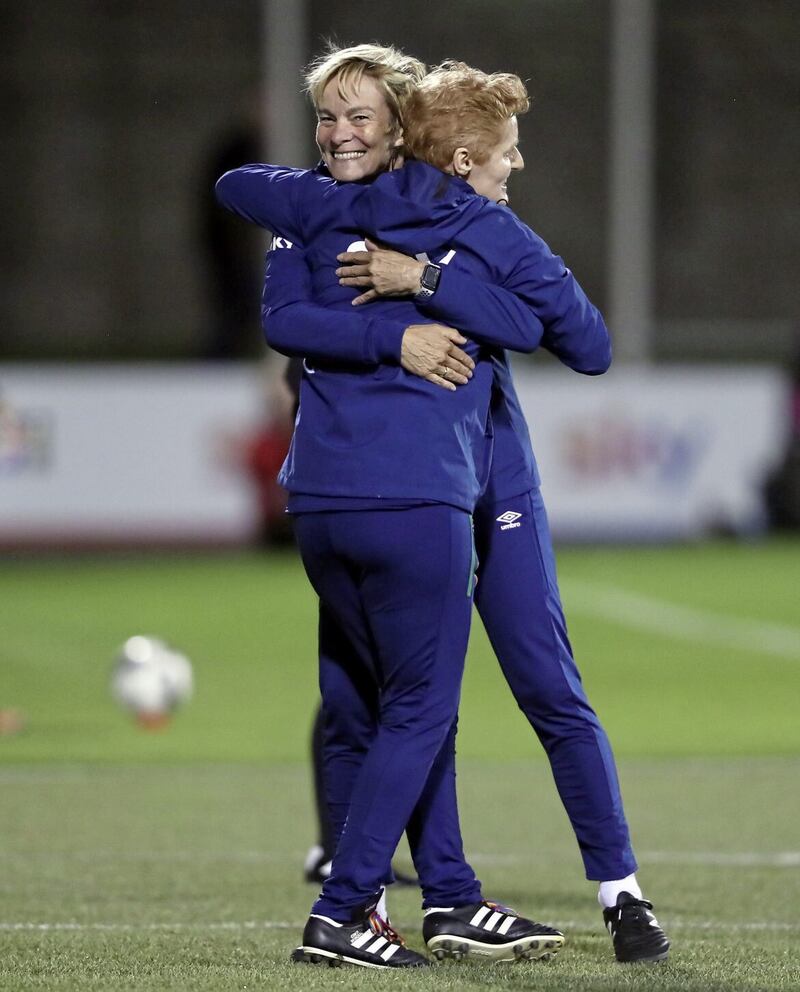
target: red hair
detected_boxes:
[404,61,529,169]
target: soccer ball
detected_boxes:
[111,636,193,726]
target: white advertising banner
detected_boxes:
[0,363,789,545]
[511,363,789,539]
[0,364,267,545]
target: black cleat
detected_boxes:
[423,900,564,962]
[291,899,430,969]
[602,891,670,963]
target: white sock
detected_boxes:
[376,885,389,921]
[303,844,324,873]
[598,874,642,909]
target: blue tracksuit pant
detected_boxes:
[309,487,637,895]
[473,488,636,880]
[293,505,483,919]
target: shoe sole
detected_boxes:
[291,946,428,970]
[292,946,388,969]
[427,933,564,963]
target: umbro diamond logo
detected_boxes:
[270,235,294,250]
[496,510,522,530]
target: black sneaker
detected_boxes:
[423,900,564,962]
[602,892,670,963]
[291,899,430,969]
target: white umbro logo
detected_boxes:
[496,510,522,530]
[270,235,294,250]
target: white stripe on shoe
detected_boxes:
[381,943,401,961]
[365,936,388,954]
[470,906,492,926]
[483,911,503,931]
[351,929,376,949]
[496,915,515,935]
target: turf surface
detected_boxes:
[1,541,799,989]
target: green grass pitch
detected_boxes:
[1,540,799,990]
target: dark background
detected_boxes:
[2,0,797,363]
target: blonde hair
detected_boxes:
[304,43,427,132]
[404,61,529,169]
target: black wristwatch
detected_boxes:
[415,262,442,301]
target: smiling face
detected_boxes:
[315,74,402,183]
[463,116,524,204]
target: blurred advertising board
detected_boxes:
[0,365,265,547]
[513,363,788,539]
[0,363,789,546]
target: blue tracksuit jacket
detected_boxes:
[215,161,611,508]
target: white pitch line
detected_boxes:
[0,851,800,868]
[3,850,797,869]
[561,579,800,660]
[0,850,291,864]
[469,851,800,868]
[640,850,800,867]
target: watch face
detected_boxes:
[421,264,441,292]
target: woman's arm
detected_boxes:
[263,244,406,365]
[216,167,410,365]
[263,244,474,390]
[217,166,475,386]
[336,241,546,354]
[214,164,311,243]
[504,232,612,375]
[335,220,611,374]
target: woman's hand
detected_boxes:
[401,324,475,391]
[336,239,425,305]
